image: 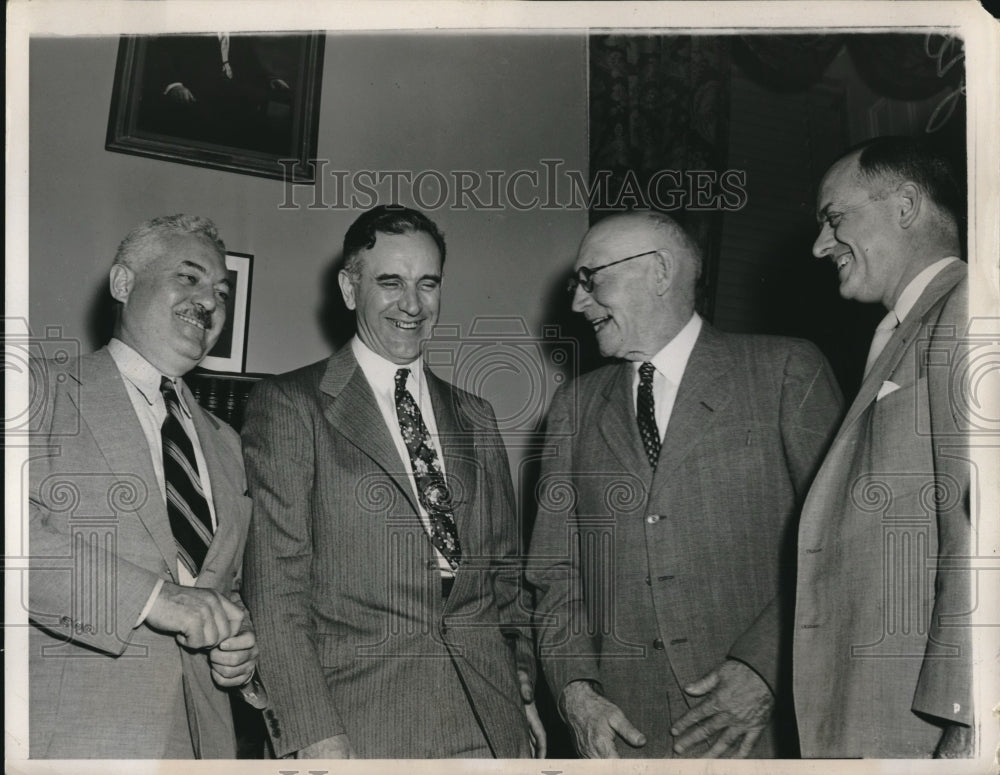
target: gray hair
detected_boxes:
[113,214,226,272]
[639,210,703,282]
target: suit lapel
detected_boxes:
[319,346,420,514]
[183,384,248,585]
[425,370,478,545]
[839,260,965,434]
[650,324,733,500]
[75,349,179,578]
[597,363,650,479]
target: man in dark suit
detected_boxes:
[242,205,543,759]
[29,215,258,758]
[527,211,843,758]
[794,136,972,758]
[139,34,291,152]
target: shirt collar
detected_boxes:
[636,312,703,385]
[351,336,424,396]
[107,338,192,416]
[893,257,958,324]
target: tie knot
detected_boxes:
[395,368,410,389]
[878,310,900,332]
[160,376,179,406]
[639,362,656,384]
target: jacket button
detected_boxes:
[644,576,651,586]
[646,514,661,524]
[653,638,665,650]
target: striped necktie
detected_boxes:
[160,377,213,576]
[394,368,462,569]
[637,361,661,468]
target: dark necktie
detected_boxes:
[394,368,462,569]
[637,361,661,469]
[160,377,213,576]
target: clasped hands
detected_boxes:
[562,659,773,758]
[145,581,259,688]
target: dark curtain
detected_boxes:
[588,33,966,322]
[589,35,732,318]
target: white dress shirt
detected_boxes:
[108,339,220,620]
[632,313,703,442]
[351,337,454,577]
[893,257,958,324]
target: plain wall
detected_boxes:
[29,33,589,383]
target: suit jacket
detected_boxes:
[793,261,971,757]
[241,345,533,758]
[28,347,253,758]
[527,323,843,757]
[138,35,280,152]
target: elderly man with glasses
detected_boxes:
[527,210,843,759]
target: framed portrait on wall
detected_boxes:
[200,251,253,373]
[106,33,324,182]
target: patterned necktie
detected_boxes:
[864,309,900,377]
[394,368,462,569]
[160,377,213,576]
[637,361,661,469]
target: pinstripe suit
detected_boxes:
[241,344,533,758]
[527,323,843,757]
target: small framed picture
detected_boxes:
[201,252,253,373]
[106,33,324,182]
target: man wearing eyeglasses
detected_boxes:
[793,137,972,758]
[527,210,842,758]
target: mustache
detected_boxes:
[182,304,214,329]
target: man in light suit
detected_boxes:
[527,211,843,758]
[794,136,972,758]
[242,205,543,759]
[29,214,258,758]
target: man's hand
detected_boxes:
[518,669,547,758]
[297,734,356,758]
[164,84,196,103]
[561,679,646,758]
[209,628,259,688]
[934,723,973,758]
[671,659,773,757]
[144,582,244,649]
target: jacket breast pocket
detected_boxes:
[865,376,934,504]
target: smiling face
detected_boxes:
[111,232,230,377]
[338,230,442,365]
[571,216,672,361]
[813,152,907,308]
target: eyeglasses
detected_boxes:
[566,249,658,295]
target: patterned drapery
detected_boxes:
[589,35,732,316]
